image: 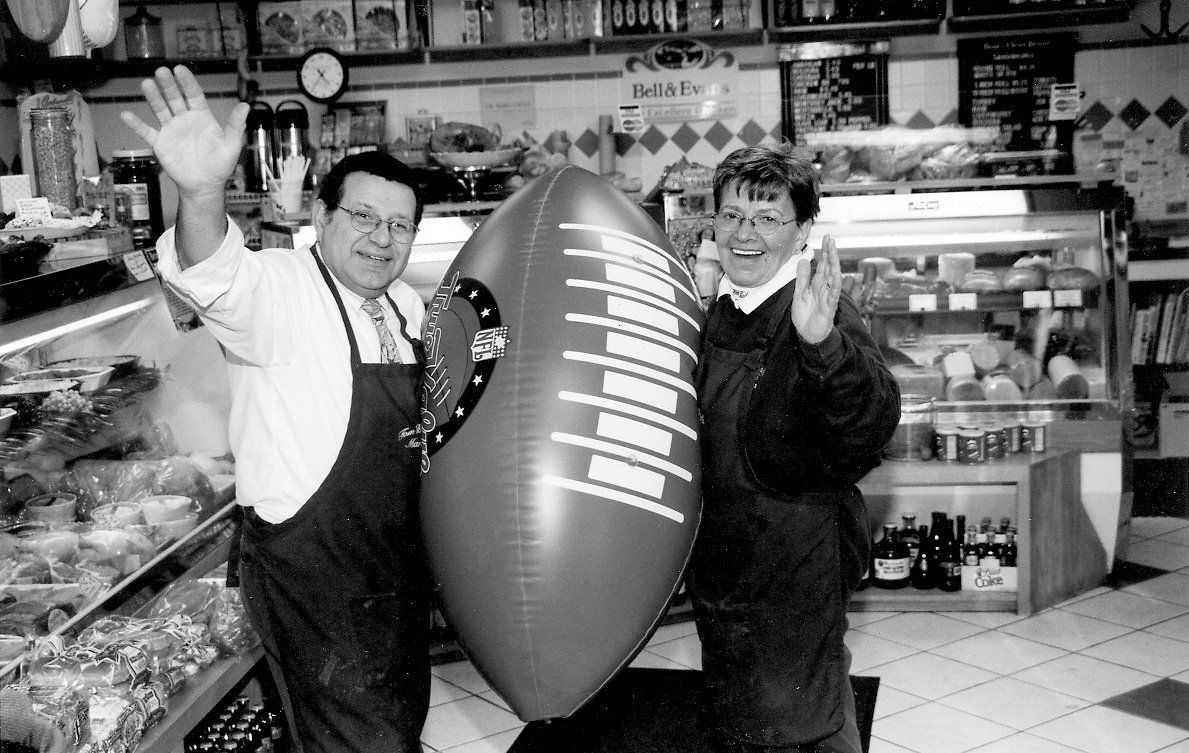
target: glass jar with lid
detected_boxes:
[110,148,164,255]
[30,108,79,210]
[124,5,165,59]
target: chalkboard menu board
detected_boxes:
[958,34,1075,151]
[779,45,889,146]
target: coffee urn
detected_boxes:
[273,100,312,189]
[243,101,275,193]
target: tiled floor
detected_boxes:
[420,517,1189,753]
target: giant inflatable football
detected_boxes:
[419,165,704,721]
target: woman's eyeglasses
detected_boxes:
[712,210,797,237]
[338,207,418,242]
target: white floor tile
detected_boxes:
[930,630,1067,674]
[937,676,1090,730]
[1029,704,1189,753]
[868,737,917,753]
[1011,653,1159,703]
[647,621,698,646]
[1123,572,1189,607]
[1061,590,1189,629]
[1127,540,1189,572]
[1155,739,1189,753]
[433,661,493,694]
[1131,517,1189,539]
[421,696,524,751]
[642,633,702,669]
[478,690,512,712]
[872,685,928,720]
[853,612,986,650]
[438,728,524,753]
[1147,613,1189,644]
[1050,585,1112,607]
[938,611,1026,629]
[845,631,920,674]
[847,610,903,627]
[431,674,474,706]
[1156,526,1189,547]
[628,649,692,670]
[999,608,1132,650]
[870,652,999,700]
[875,702,1015,753]
[966,731,1098,752]
[1080,630,1189,676]
[1176,668,1189,683]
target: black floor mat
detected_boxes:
[509,668,879,753]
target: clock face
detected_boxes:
[299,50,348,103]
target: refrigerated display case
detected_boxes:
[805,177,1131,614]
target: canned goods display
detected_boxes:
[958,428,986,464]
[1003,422,1023,453]
[1021,421,1047,453]
[984,424,1006,460]
[934,425,960,462]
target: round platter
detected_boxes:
[431,149,521,169]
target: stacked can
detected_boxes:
[935,420,1048,463]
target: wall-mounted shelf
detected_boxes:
[947,2,1132,32]
[768,15,943,44]
[0,0,1136,86]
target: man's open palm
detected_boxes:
[120,65,249,200]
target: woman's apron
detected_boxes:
[689,287,861,753]
[239,247,429,753]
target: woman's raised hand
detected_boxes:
[791,234,841,345]
[120,66,249,200]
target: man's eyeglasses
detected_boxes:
[338,207,418,242]
[712,210,798,237]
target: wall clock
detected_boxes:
[297,47,349,104]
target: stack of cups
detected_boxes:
[270,178,305,218]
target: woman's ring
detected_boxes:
[825,282,833,290]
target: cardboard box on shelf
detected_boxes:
[257,1,304,54]
[302,0,356,51]
[961,563,1018,593]
[1159,373,1189,458]
[355,0,410,50]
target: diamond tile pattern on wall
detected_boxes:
[574,128,599,159]
[705,121,736,151]
[905,110,935,129]
[1082,101,1115,132]
[736,120,767,147]
[638,126,668,155]
[1120,98,1152,130]
[1155,96,1188,129]
[670,123,701,153]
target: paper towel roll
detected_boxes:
[47,0,85,57]
[598,115,615,176]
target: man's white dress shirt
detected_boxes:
[156,221,425,523]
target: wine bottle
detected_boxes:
[910,524,935,590]
[1003,527,1018,567]
[901,512,920,562]
[938,516,963,592]
[872,523,911,589]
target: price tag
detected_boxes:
[949,293,978,311]
[15,197,52,221]
[617,104,645,135]
[123,250,156,281]
[1022,290,1053,309]
[1049,83,1081,121]
[1053,289,1083,307]
[908,294,937,312]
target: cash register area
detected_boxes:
[418,514,1189,753]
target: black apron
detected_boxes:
[690,287,862,753]
[239,248,429,753]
